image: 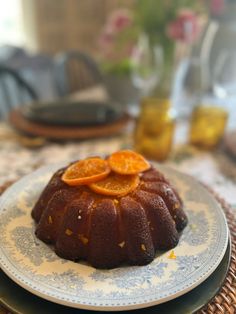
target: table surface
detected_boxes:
[0,120,236,314]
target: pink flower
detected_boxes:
[98,27,114,47]
[167,9,201,43]
[108,9,133,33]
[98,8,134,61]
[210,0,225,16]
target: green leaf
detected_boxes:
[101,59,134,76]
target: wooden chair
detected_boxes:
[53,51,103,96]
[0,65,38,119]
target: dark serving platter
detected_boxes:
[22,100,123,127]
[0,238,231,314]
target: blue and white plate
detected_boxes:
[0,164,229,311]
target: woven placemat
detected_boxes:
[0,182,235,314]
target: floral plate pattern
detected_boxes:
[0,164,229,311]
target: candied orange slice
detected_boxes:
[108,150,150,175]
[89,172,140,196]
[62,158,110,186]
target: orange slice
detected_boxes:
[108,150,150,175]
[62,158,110,186]
[89,172,140,196]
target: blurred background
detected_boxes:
[0,0,234,114]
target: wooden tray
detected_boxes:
[9,108,132,140]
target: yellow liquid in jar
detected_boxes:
[189,106,228,149]
[134,98,175,161]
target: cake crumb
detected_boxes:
[168,250,176,259]
[174,203,179,209]
[113,199,119,205]
[48,215,53,224]
[190,223,197,230]
[141,244,146,251]
[65,229,73,236]
[118,241,125,248]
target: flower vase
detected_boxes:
[134,97,176,162]
[133,51,176,161]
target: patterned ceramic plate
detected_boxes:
[0,164,229,311]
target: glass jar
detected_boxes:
[134,98,176,161]
[189,104,228,149]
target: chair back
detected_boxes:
[0,65,37,119]
[54,51,103,96]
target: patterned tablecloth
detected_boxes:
[0,121,236,313]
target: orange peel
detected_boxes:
[62,157,110,186]
[108,150,150,175]
[89,172,140,196]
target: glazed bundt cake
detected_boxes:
[32,150,187,269]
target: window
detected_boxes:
[0,0,24,46]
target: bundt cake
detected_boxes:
[32,150,187,269]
